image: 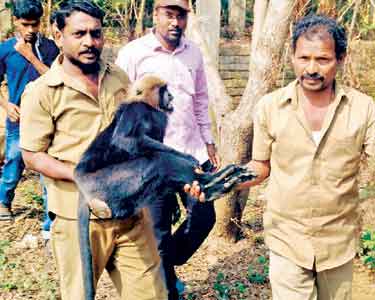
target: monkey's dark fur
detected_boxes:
[74,76,256,300]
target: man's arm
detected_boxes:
[15,39,49,75]
[0,82,8,110]
[185,159,270,201]
[22,150,74,181]
[193,50,220,168]
[235,160,270,189]
[0,81,20,122]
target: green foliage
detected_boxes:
[247,255,269,284]
[213,272,230,300]
[21,184,43,205]
[0,240,18,291]
[0,240,10,270]
[359,229,375,269]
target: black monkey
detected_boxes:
[74,75,256,300]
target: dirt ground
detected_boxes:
[0,171,374,300]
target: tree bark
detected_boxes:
[195,0,221,67]
[251,0,268,56]
[229,0,247,36]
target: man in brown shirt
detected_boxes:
[188,14,375,300]
[19,1,166,299]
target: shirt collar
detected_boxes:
[147,29,188,54]
[46,54,110,87]
[279,79,348,109]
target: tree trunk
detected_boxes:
[187,14,233,123]
[229,0,247,36]
[318,0,337,17]
[195,0,221,67]
[342,0,362,88]
[251,0,268,59]
[188,0,295,241]
[135,0,146,38]
[215,0,296,241]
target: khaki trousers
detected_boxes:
[51,209,167,300]
[269,251,353,300]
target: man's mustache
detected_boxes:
[302,73,324,81]
[169,28,182,34]
[79,48,100,56]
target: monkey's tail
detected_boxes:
[78,194,95,300]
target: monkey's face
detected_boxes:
[159,85,174,112]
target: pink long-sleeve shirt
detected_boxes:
[115,32,213,163]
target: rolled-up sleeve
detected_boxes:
[20,82,54,152]
[193,52,213,144]
[252,98,273,161]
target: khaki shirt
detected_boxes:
[20,55,129,218]
[253,80,375,272]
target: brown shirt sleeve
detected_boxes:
[364,98,375,157]
[252,97,274,161]
[20,81,54,152]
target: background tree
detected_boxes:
[195,0,221,66]
[190,0,296,241]
[229,0,247,35]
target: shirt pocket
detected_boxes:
[324,135,361,180]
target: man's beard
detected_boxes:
[69,56,101,74]
[166,28,183,45]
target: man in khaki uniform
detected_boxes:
[188,15,375,300]
[19,1,166,299]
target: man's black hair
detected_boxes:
[292,14,347,59]
[13,0,43,20]
[55,0,105,30]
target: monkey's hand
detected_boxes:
[199,164,257,202]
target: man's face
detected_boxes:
[292,33,344,92]
[57,11,104,72]
[154,6,188,48]
[14,18,40,43]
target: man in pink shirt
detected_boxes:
[116,0,219,299]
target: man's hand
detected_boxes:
[14,39,35,62]
[184,181,206,202]
[88,198,112,219]
[7,102,20,122]
[206,143,220,170]
[14,36,49,75]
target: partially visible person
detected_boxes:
[0,82,8,166]
[20,1,166,299]
[116,1,219,299]
[187,15,375,300]
[0,0,59,221]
